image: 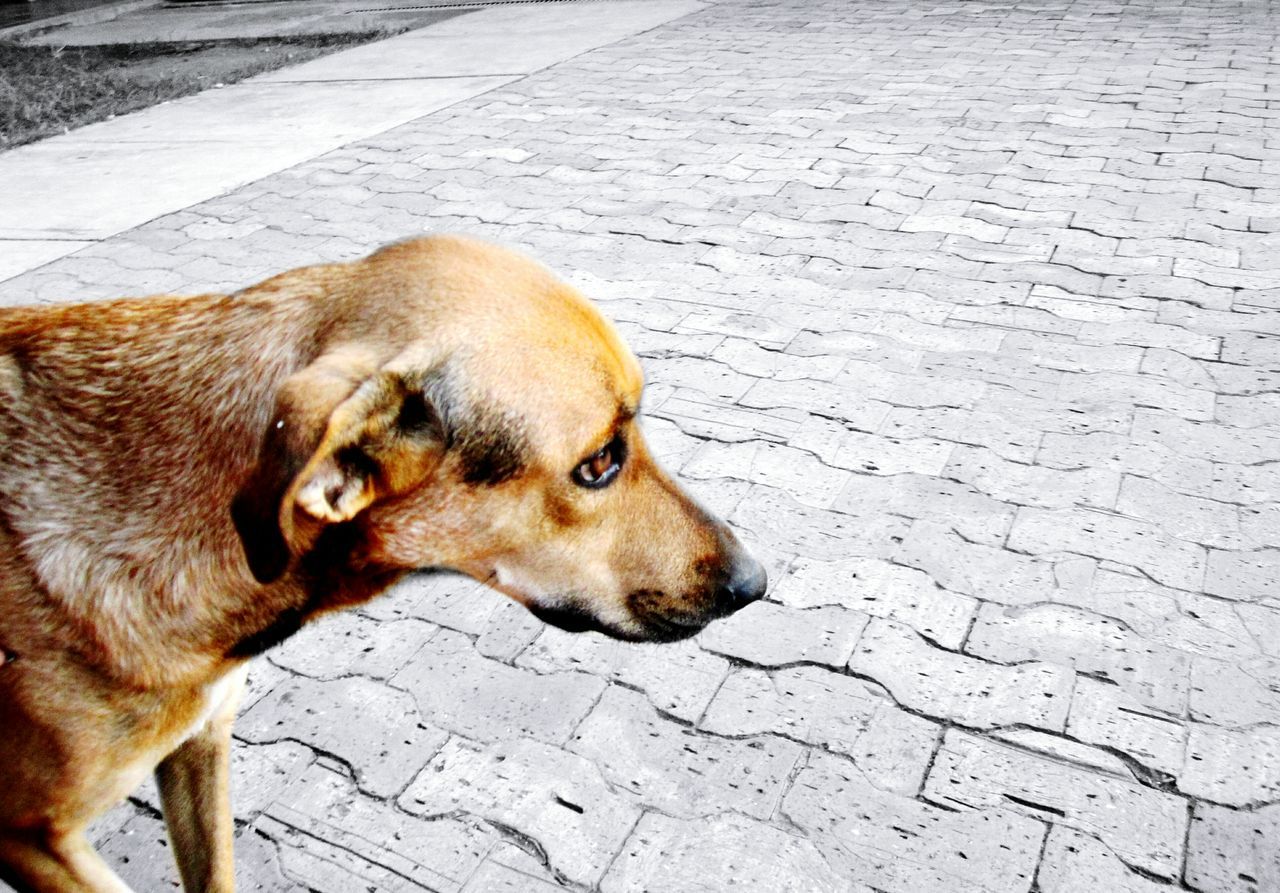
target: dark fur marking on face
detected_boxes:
[457,413,526,486]
[421,363,528,487]
[544,491,579,528]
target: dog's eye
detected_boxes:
[572,436,624,489]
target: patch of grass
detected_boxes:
[0,32,397,150]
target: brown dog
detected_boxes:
[0,235,766,893]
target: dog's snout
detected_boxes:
[715,556,767,616]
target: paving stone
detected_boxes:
[1205,549,1280,603]
[882,405,1041,462]
[1038,430,1217,498]
[943,444,1120,510]
[834,471,1016,546]
[1066,676,1186,776]
[731,483,912,561]
[967,602,1190,714]
[643,354,757,403]
[240,655,295,712]
[1183,724,1280,807]
[515,627,729,723]
[1058,370,1216,420]
[238,675,447,798]
[367,572,504,635]
[1131,409,1280,466]
[1115,475,1243,549]
[391,627,605,746]
[568,685,803,821]
[1214,465,1280,508]
[1190,656,1280,728]
[1185,802,1280,893]
[1217,393,1280,428]
[700,665,939,793]
[790,414,954,476]
[234,825,311,893]
[983,389,1133,437]
[460,858,564,893]
[698,600,866,668]
[95,812,187,891]
[268,611,437,681]
[1008,505,1207,590]
[850,618,1074,731]
[783,750,1045,893]
[710,336,845,380]
[919,348,1064,399]
[896,520,1093,606]
[1062,566,1271,659]
[398,737,640,887]
[989,727,1134,777]
[877,314,1006,352]
[474,591,546,662]
[1037,826,1172,893]
[601,812,853,893]
[126,740,316,828]
[739,377,891,430]
[253,763,494,893]
[923,731,1188,877]
[773,555,977,647]
[1000,330,1144,374]
[681,438,854,508]
[657,387,807,443]
[833,360,989,409]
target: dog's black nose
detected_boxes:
[715,558,768,616]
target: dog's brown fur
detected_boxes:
[0,235,764,892]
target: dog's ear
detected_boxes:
[231,348,446,584]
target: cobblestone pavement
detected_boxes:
[3,0,1280,889]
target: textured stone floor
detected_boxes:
[3,0,1279,890]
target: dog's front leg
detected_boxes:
[0,829,132,893]
[155,670,245,893]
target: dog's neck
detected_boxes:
[0,285,391,688]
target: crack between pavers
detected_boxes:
[231,733,400,804]
[996,538,1204,596]
[1178,797,1197,891]
[484,819,590,892]
[255,809,449,893]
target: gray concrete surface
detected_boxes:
[0,1,699,253]
[3,0,1279,890]
[20,0,468,44]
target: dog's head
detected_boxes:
[232,235,765,642]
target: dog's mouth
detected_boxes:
[526,600,707,643]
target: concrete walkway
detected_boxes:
[3,0,1280,890]
[0,0,699,279]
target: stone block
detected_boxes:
[966,602,1190,714]
[700,665,938,793]
[924,732,1187,877]
[850,618,1073,730]
[1183,724,1280,807]
[569,686,802,820]
[773,555,977,647]
[601,812,852,893]
[238,676,447,798]
[783,750,1045,893]
[516,627,729,723]
[1007,506,1206,590]
[698,601,867,668]
[391,628,605,746]
[1037,826,1172,893]
[399,738,641,887]
[1186,803,1280,893]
